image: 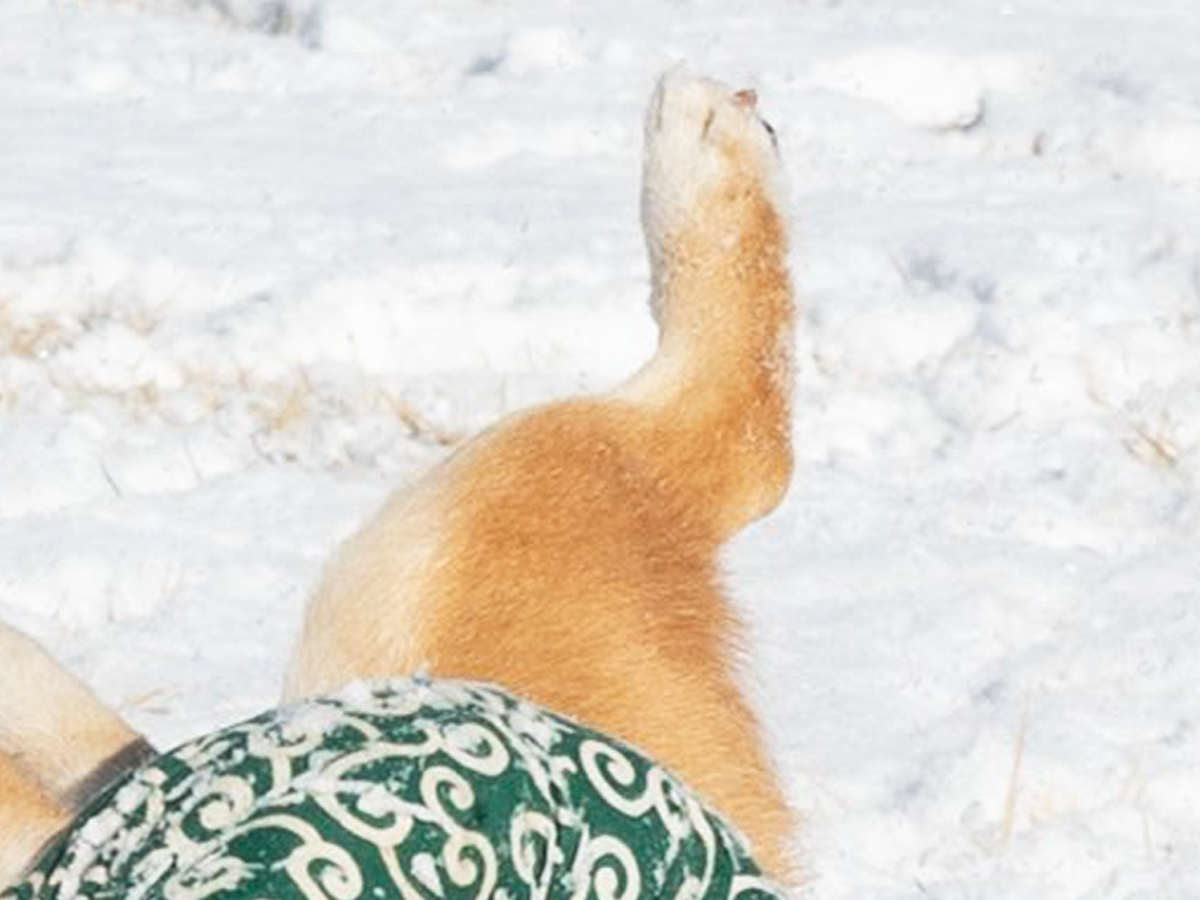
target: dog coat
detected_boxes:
[4,679,786,900]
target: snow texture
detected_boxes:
[1,1,1198,898]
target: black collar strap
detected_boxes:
[63,737,157,813]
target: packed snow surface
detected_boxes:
[2,1,1199,897]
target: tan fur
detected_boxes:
[0,621,147,883]
[0,753,67,888]
[287,73,798,881]
[0,621,144,804]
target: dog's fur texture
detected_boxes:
[0,621,148,886]
[0,754,66,890]
[285,71,798,881]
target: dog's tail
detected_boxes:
[0,620,154,885]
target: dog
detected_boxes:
[0,69,797,894]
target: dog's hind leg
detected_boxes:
[0,621,154,813]
[0,752,66,888]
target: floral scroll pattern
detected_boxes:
[4,679,786,900]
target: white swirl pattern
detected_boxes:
[3,680,787,900]
[510,810,558,900]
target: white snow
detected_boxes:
[1,1,1198,897]
[805,49,989,132]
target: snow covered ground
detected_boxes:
[2,0,1199,896]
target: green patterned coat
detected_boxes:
[4,679,787,900]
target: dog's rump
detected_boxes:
[4,679,786,900]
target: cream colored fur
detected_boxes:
[0,622,141,799]
[0,754,66,891]
[0,621,143,886]
[286,70,798,881]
